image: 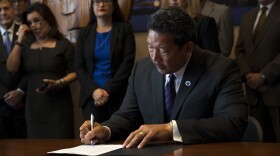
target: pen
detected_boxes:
[90,113,94,145]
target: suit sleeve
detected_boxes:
[102,61,143,140]
[177,60,248,144]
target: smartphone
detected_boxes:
[38,83,48,91]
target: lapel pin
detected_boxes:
[185,81,191,86]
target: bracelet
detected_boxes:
[15,40,23,47]
[58,78,67,87]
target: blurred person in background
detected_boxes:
[12,0,28,24]
[7,2,76,139]
[0,0,26,139]
[75,0,136,122]
[161,0,221,53]
[235,0,280,142]
[201,0,234,57]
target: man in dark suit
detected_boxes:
[0,0,26,139]
[80,6,248,148]
[235,0,280,142]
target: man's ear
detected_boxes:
[183,41,194,54]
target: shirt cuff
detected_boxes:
[17,88,25,95]
[172,120,183,142]
[103,126,111,141]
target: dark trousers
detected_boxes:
[0,100,26,139]
[249,97,278,142]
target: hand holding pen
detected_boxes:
[79,115,110,145]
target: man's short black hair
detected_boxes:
[147,6,196,47]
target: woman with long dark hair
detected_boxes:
[75,0,136,122]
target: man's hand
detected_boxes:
[246,73,265,90]
[3,89,24,109]
[79,120,110,145]
[92,89,109,106]
[123,124,172,149]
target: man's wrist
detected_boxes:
[103,126,111,141]
[169,120,174,139]
[15,40,23,47]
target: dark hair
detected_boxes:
[22,2,64,40]
[88,0,124,25]
[147,6,196,47]
[0,0,12,5]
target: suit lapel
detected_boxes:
[152,67,165,123]
[171,48,205,119]
[248,9,258,47]
[85,24,96,73]
[253,2,280,48]
[0,35,6,62]
[110,23,117,61]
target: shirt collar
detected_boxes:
[260,0,275,11]
[166,53,193,81]
[0,23,15,36]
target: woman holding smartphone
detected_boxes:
[7,3,76,139]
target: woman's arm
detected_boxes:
[7,41,23,73]
[7,24,30,73]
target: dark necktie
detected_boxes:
[4,31,11,54]
[253,6,267,43]
[165,74,176,120]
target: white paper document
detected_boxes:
[47,144,123,155]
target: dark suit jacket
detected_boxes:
[0,24,26,114]
[195,15,221,53]
[235,1,280,107]
[75,22,136,107]
[103,46,248,144]
[0,24,26,98]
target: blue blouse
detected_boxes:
[92,30,112,87]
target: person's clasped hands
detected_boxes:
[92,88,109,106]
[79,121,173,148]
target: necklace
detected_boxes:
[36,38,49,50]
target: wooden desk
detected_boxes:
[0,139,280,156]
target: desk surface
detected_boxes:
[0,139,280,156]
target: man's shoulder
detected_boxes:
[195,47,236,66]
[241,7,258,21]
[206,0,230,12]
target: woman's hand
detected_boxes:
[17,24,30,43]
[92,89,109,106]
[36,79,63,93]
